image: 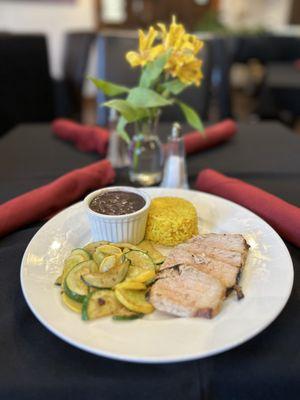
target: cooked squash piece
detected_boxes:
[82,290,123,320]
[115,288,154,314]
[82,261,129,289]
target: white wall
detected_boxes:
[219,0,292,30]
[0,0,94,79]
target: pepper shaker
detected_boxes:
[160,122,189,189]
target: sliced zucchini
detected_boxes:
[115,288,154,314]
[82,290,124,321]
[126,265,144,280]
[55,254,87,286]
[64,260,96,302]
[125,250,155,271]
[113,313,144,321]
[83,241,109,255]
[137,240,165,265]
[71,248,91,260]
[61,292,82,314]
[110,242,141,251]
[81,260,129,289]
[97,245,122,255]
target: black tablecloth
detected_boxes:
[0,121,300,400]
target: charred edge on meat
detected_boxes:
[167,263,182,273]
[233,284,244,300]
[235,267,244,299]
[149,264,183,286]
[194,307,213,319]
[225,270,245,300]
[236,269,242,284]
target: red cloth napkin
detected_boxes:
[184,119,237,155]
[52,118,110,154]
[195,169,300,247]
[294,59,300,70]
[0,160,115,238]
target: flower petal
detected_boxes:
[126,51,142,67]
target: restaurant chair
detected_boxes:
[210,37,232,119]
[254,36,300,123]
[54,31,96,121]
[230,34,300,64]
[96,31,212,126]
[0,33,54,135]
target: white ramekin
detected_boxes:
[84,186,151,244]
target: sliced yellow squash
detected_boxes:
[126,266,156,283]
[115,288,154,314]
[83,241,109,255]
[93,247,105,265]
[61,292,82,313]
[82,290,123,320]
[115,281,146,290]
[132,270,156,283]
[110,242,140,251]
[97,245,122,255]
[99,254,117,272]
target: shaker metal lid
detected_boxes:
[171,122,182,138]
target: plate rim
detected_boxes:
[20,188,294,364]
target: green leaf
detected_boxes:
[139,50,171,88]
[127,87,173,108]
[176,100,204,133]
[160,79,188,95]
[103,99,148,122]
[89,77,129,96]
[116,116,130,144]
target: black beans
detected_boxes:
[89,191,145,216]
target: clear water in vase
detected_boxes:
[128,133,164,186]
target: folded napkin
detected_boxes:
[0,160,115,238]
[52,118,109,154]
[196,169,300,247]
[184,119,237,155]
[294,59,300,70]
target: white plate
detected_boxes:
[20,188,294,363]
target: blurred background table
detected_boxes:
[0,121,299,400]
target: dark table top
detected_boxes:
[0,121,300,400]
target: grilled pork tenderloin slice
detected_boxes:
[149,265,226,318]
[187,233,249,255]
[160,247,240,289]
[160,234,249,299]
[178,242,245,268]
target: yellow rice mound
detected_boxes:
[145,197,198,246]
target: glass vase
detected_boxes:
[128,118,163,186]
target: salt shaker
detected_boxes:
[107,109,129,168]
[160,122,189,189]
